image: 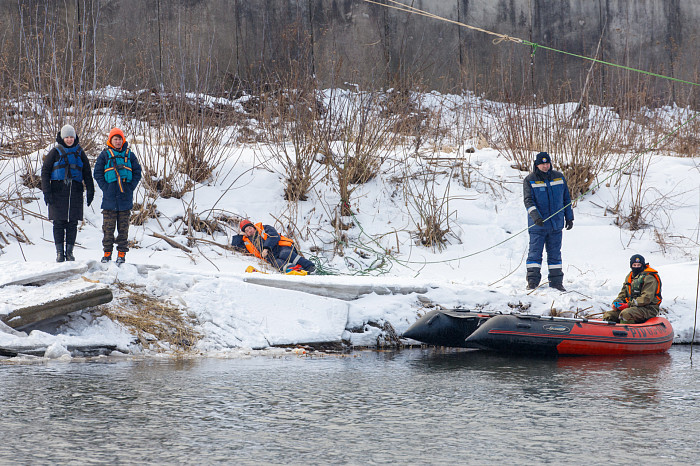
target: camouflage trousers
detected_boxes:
[603,305,659,324]
[102,209,131,253]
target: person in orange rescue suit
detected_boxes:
[604,254,662,324]
[93,127,142,265]
[231,219,316,274]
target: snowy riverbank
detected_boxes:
[1,92,699,357]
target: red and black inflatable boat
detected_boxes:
[465,314,674,355]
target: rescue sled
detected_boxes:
[465,314,673,356]
[402,309,496,348]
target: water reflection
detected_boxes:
[556,353,672,404]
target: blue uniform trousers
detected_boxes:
[526,228,563,286]
[267,246,315,272]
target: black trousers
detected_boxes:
[53,220,78,245]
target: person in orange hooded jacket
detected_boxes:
[604,254,662,324]
[93,128,142,264]
[231,219,316,274]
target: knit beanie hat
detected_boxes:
[629,254,646,268]
[535,152,551,165]
[107,127,126,146]
[60,125,76,139]
[240,219,254,231]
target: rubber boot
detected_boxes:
[526,267,541,290]
[550,283,566,292]
[55,243,65,263]
[101,251,112,263]
[548,269,565,291]
[116,251,126,265]
[65,244,75,261]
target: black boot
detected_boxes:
[65,244,75,261]
[55,243,65,262]
[550,283,567,292]
[526,267,541,290]
[549,270,566,291]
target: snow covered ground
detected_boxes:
[1,92,699,358]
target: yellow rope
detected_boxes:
[347,0,700,271]
[363,0,522,45]
[362,0,700,88]
[363,111,699,266]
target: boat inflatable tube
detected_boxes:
[402,309,495,347]
[466,314,674,356]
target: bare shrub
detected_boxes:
[256,84,325,202]
[252,22,325,202]
[493,103,624,199]
[402,160,455,251]
[610,151,653,231]
[321,90,399,216]
[0,3,124,193]
[646,108,700,158]
[161,94,231,184]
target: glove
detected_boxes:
[613,302,629,311]
[44,193,52,206]
[86,190,94,207]
[528,211,544,226]
[565,219,573,230]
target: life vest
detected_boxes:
[624,267,662,306]
[51,145,83,183]
[104,148,133,193]
[242,222,294,259]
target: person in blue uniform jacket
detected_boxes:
[523,152,574,291]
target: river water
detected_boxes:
[2,346,699,464]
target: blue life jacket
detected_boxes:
[51,145,83,183]
[104,148,133,193]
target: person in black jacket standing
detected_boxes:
[41,124,95,262]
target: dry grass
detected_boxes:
[130,201,159,226]
[174,211,226,236]
[100,282,201,354]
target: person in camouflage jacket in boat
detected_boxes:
[604,254,662,324]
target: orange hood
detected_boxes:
[106,127,126,149]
